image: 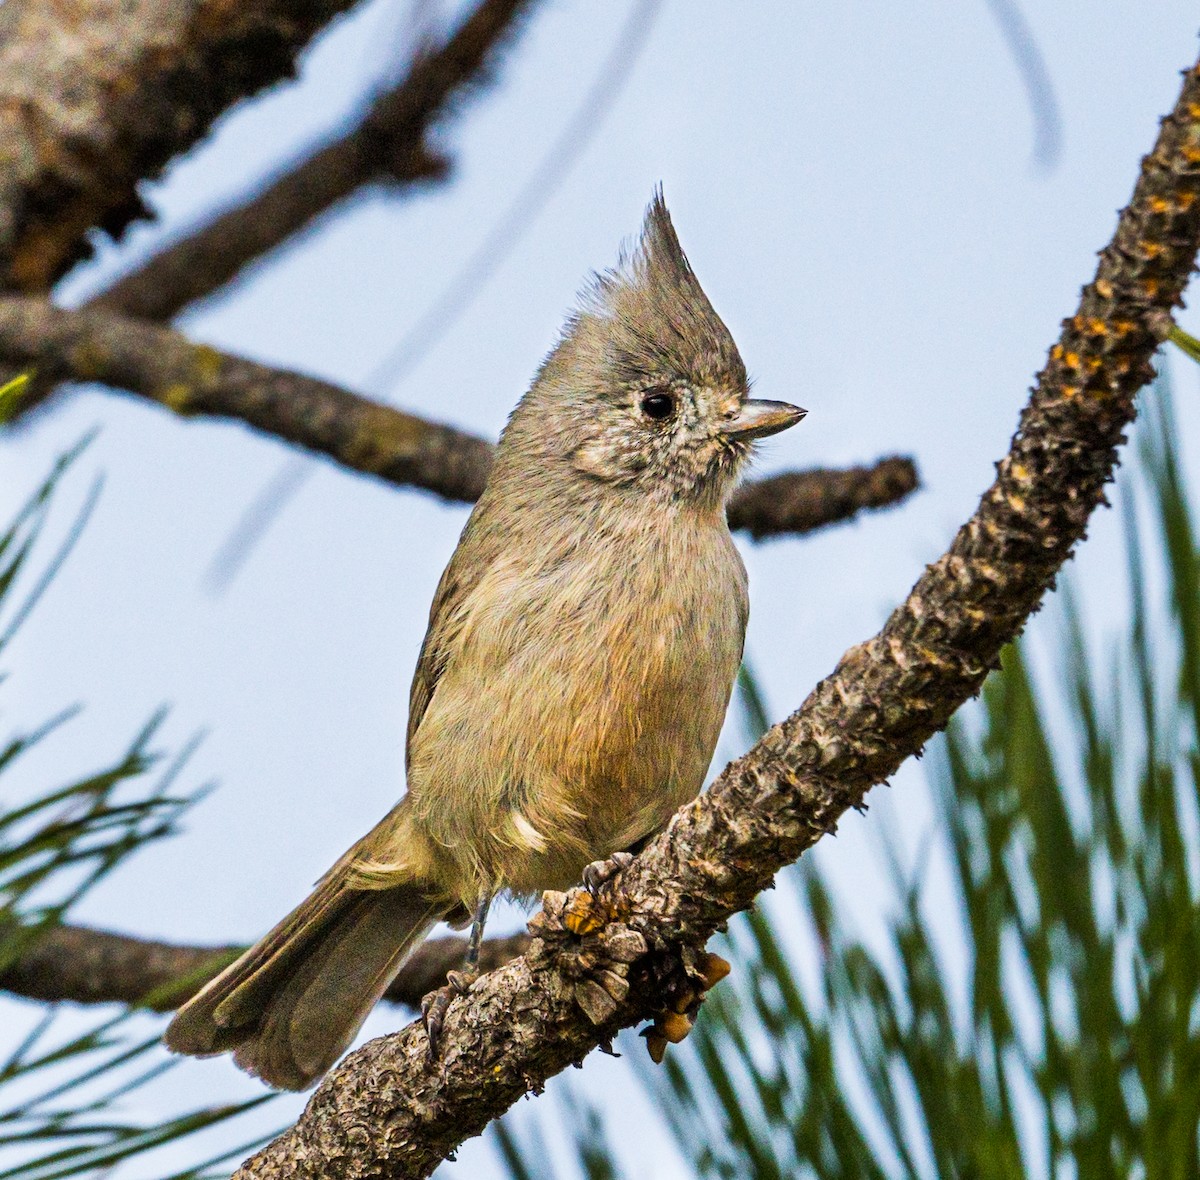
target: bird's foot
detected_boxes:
[582,851,634,899]
[562,852,635,937]
[421,968,477,1060]
[641,950,731,1064]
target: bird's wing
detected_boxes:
[405,510,501,767]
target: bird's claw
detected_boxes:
[421,968,478,1059]
[583,851,634,898]
[566,852,635,935]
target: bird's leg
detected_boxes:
[450,891,491,990]
[421,891,492,1059]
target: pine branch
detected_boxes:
[232,49,1200,1180]
[0,922,529,1011]
[0,0,364,292]
[0,295,918,535]
[87,0,540,324]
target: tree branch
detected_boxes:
[0,295,918,536]
[0,0,365,292]
[87,0,540,324]
[0,923,528,1012]
[231,50,1200,1180]
[725,458,918,540]
[0,297,497,501]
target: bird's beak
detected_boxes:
[721,399,807,441]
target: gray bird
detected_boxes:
[165,193,805,1090]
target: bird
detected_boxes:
[164,192,805,1090]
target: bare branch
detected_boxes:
[0,297,496,502]
[0,296,918,535]
[232,51,1200,1180]
[0,923,528,1012]
[0,0,364,292]
[726,458,918,540]
[88,0,540,324]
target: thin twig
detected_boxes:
[981,0,1063,171]
[87,0,540,324]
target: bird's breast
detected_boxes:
[406,513,748,897]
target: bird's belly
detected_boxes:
[405,523,747,903]
[492,645,731,896]
[409,613,739,900]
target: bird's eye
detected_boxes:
[640,392,676,421]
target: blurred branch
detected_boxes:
[0,296,919,535]
[726,458,917,540]
[0,0,365,293]
[0,922,528,1012]
[202,0,664,591]
[0,296,496,502]
[234,51,1200,1180]
[87,0,540,324]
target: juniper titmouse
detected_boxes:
[165,193,805,1089]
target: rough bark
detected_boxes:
[0,295,917,534]
[0,0,363,291]
[0,923,528,1012]
[231,52,1200,1180]
[87,0,538,324]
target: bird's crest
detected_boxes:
[577,190,747,395]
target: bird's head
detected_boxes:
[500,192,805,513]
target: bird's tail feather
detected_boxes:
[164,870,443,1090]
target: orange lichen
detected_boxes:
[562,892,603,937]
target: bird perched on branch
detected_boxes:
[165,192,805,1090]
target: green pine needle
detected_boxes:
[0,374,30,425]
[1167,323,1200,365]
[0,454,280,1179]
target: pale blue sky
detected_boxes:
[3,2,1199,1175]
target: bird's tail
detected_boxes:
[164,869,444,1090]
